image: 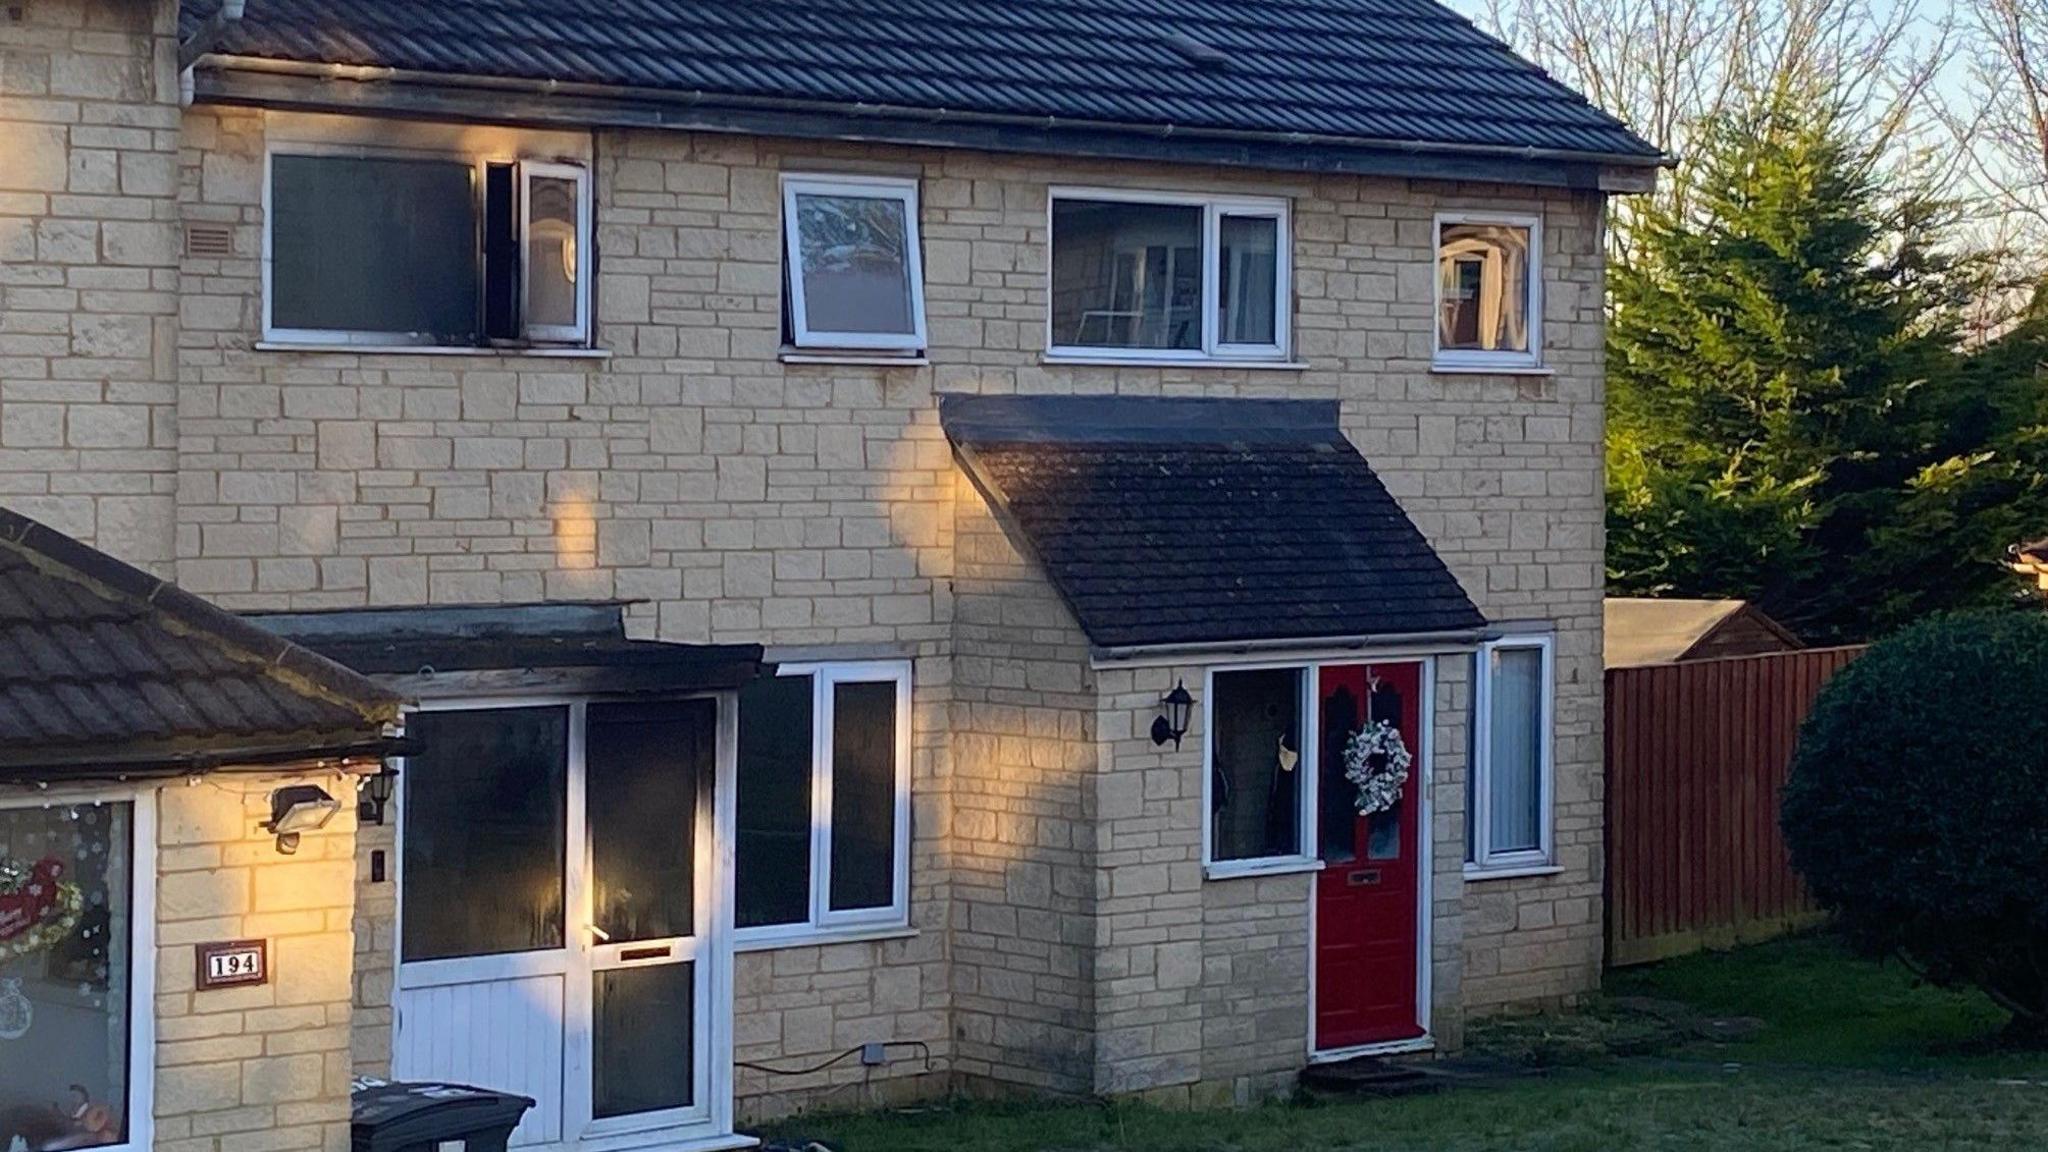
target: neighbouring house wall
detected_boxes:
[162,105,1606,1097]
[156,772,359,1152]
[948,477,1100,1095]
[0,0,182,572]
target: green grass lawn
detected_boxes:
[758,934,2048,1152]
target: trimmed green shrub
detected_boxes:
[1782,609,2048,1029]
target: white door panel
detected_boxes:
[394,974,567,1146]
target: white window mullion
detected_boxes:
[808,672,835,928]
[1200,204,1222,357]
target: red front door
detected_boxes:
[1314,661,1425,1051]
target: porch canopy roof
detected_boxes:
[0,507,403,780]
[941,394,1486,656]
[249,602,766,700]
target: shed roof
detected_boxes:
[1603,597,1801,668]
[943,394,1486,654]
[181,0,1662,182]
[0,507,402,777]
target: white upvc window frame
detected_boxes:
[780,174,929,353]
[1466,633,1558,877]
[0,785,156,1152]
[734,660,914,949]
[518,160,594,346]
[1431,211,1544,373]
[1202,661,1321,879]
[261,144,595,350]
[1046,186,1293,364]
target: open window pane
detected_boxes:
[790,189,918,339]
[270,154,480,340]
[1051,199,1203,351]
[0,802,133,1148]
[402,708,568,961]
[1219,214,1279,345]
[1486,647,1545,854]
[1210,668,1304,862]
[1438,222,1532,355]
[525,170,583,336]
[735,675,815,929]
[828,680,897,913]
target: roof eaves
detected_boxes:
[191,56,1672,184]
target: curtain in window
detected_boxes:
[1211,668,1303,862]
[1487,647,1544,853]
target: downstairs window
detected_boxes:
[1467,635,1556,873]
[734,662,911,943]
[0,799,143,1152]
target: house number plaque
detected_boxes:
[195,940,268,990]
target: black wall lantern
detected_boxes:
[1151,680,1195,749]
[358,764,399,827]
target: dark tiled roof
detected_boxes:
[943,395,1485,651]
[0,508,402,776]
[182,0,1661,168]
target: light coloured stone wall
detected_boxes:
[948,476,1100,1095]
[0,0,182,571]
[157,104,1606,1103]
[156,773,358,1152]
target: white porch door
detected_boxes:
[391,698,734,1152]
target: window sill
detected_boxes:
[254,341,612,360]
[1204,856,1324,881]
[733,923,917,954]
[1042,353,1310,371]
[1430,362,1553,377]
[778,350,931,367]
[1463,862,1564,882]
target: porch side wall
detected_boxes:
[157,772,358,1152]
[0,0,182,572]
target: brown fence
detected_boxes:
[1604,646,1865,967]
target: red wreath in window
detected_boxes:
[0,858,83,961]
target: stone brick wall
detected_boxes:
[948,477,1100,1095]
[156,773,358,1152]
[0,0,182,572]
[148,102,1609,1104]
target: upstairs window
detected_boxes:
[1434,214,1541,370]
[734,662,912,944]
[781,175,927,353]
[265,151,591,348]
[1048,189,1289,362]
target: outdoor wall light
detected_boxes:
[264,784,341,855]
[357,765,399,827]
[1151,681,1195,749]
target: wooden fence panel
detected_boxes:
[1604,646,1864,967]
